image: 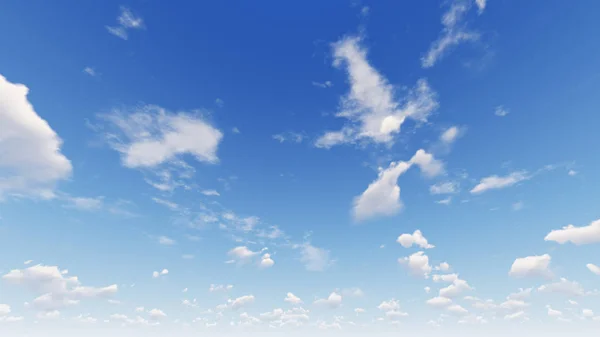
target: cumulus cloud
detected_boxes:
[106,6,144,40]
[0,74,72,199]
[507,288,533,301]
[0,304,10,316]
[314,292,342,309]
[546,305,562,317]
[544,219,600,245]
[471,171,529,194]
[152,269,168,278]
[227,246,261,262]
[397,230,435,249]
[426,297,452,308]
[259,253,275,269]
[421,0,480,68]
[440,126,464,145]
[447,304,469,316]
[399,251,432,278]
[538,278,585,296]
[430,182,459,195]
[500,299,530,311]
[315,36,438,148]
[509,254,552,278]
[353,149,443,221]
[439,279,472,298]
[2,265,117,311]
[148,308,167,320]
[587,264,600,276]
[229,295,255,310]
[299,243,333,272]
[284,292,302,304]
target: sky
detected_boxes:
[1,0,600,336]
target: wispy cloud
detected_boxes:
[106,6,144,40]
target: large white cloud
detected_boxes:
[544,219,600,245]
[315,36,438,148]
[2,265,117,311]
[353,149,443,221]
[509,254,552,278]
[0,74,72,199]
[439,279,472,298]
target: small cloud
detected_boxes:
[436,197,452,205]
[360,6,370,17]
[201,189,220,197]
[272,132,306,144]
[232,127,240,134]
[312,81,333,88]
[83,67,97,77]
[215,98,224,108]
[512,201,524,211]
[106,6,144,40]
[568,170,577,176]
[158,236,176,246]
[182,254,195,260]
[152,269,169,278]
[495,106,510,117]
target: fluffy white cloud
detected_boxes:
[315,36,438,148]
[158,236,176,245]
[2,265,117,311]
[544,219,600,245]
[399,251,432,278]
[209,284,233,292]
[421,1,480,68]
[354,308,365,314]
[440,126,463,145]
[500,299,530,311]
[230,295,255,310]
[583,309,594,318]
[353,149,443,221]
[0,74,72,199]
[430,182,458,195]
[426,297,452,308]
[397,230,435,249]
[495,106,509,117]
[434,262,451,271]
[509,254,552,278]
[148,308,167,320]
[259,253,275,269]
[152,269,168,278]
[228,246,260,261]
[284,292,302,304]
[471,171,529,194]
[546,305,562,317]
[299,243,332,272]
[314,292,342,309]
[507,288,533,301]
[432,273,459,283]
[587,264,600,276]
[447,304,469,316]
[504,311,526,320]
[0,304,10,316]
[100,105,222,169]
[538,278,585,296]
[439,279,472,298]
[377,299,401,312]
[201,189,220,197]
[106,6,144,40]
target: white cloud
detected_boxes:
[100,105,223,170]
[434,262,451,271]
[377,299,400,311]
[504,311,526,320]
[500,299,530,311]
[273,132,306,144]
[62,196,104,211]
[0,315,24,322]
[259,253,275,269]
[83,67,97,77]
[471,171,529,194]
[399,251,432,278]
[475,0,487,13]
[152,269,168,278]
[430,182,458,195]
[440,126,462,145]
[0,74,72,199]
[439,279,472,298]
[314,292,342,309]
[447,304,469,316]
[507,288,533,301]
[509,254,552,278]
[215,98,224,108]
[583,309,594,318]
[421,1,480,68]
[201,189,220,196]
[341,287,364,298]
[538,278,585,296]
[546,305,562,317]
[512,201,524,211]
[312,81,333,88]
[230,295,255,310]
[397,230,435,249]
[353,149,442,221]
[315,36,438,148]
[148,308,167,320]
[495,106,510,117]
[544,219,600,245]
[228,246,260,261]
[209,284,233,292]
[2,265,117,311]
[355,308,365,314]
[37,310,60,319]
[568,169,577,176]
[284,292,302,304]
[0,304,10,316]
[299,243,332,272]
[158,236,176,246]
[425,286,431,294]
[587,264,600,276]
[106,6,144,40]
[432,273,459,283]
[151,197,179,211]
[436,197,452,205]
[426,297,452,308]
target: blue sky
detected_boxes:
[1,0,600,336]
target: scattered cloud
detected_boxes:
[0,74,72,200]
[421,1,480,68]
[158,236,176,246]
[152,269,168,278]
[475,0,487,13]
[314,292,342,309]
[507,288,533,301]
[230,295,255,310]
[439,278,472,298]
[426,296,452,308]
[106,6,144,40]
[315,36,438,148]
[299,243,333,272]
[447,304,469,316]
[587,264,600,276]
[440,126,463,145]
[215,98,224,108]
[546,305,562,317]
[201,189,220,196]
[62,196,104,211]
[495,106,509,117]
[284,292,303,304]
[470,171,529,194]
[436,197,452,205]
[399,251,432,278]
[209,284,233,292]
[512,201,524,211]
[353,149,443,221]
[544,218,600,245]
[397,230,435,249]
[568,169,577,176]
[272,132,306,144]
[538,278,585,296]
[430,181,459,195]
[312,81,333,88]
[83,67,97,77]
[259,253,275,269]
[509,254,552,278]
